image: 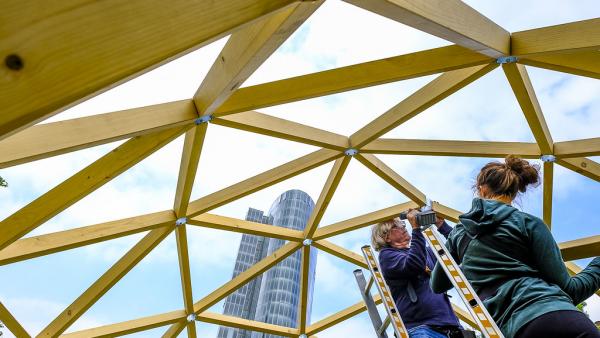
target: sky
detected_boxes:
[1,0,599,337]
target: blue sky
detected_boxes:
[1,1,599,337]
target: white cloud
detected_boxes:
[0,294,107,337]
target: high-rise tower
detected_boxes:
[218,190,317,338]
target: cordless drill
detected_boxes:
[399,209,437,230]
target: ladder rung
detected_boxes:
[365,275,374,294]
[378,315,391,335]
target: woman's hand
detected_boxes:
[435,215,445,229]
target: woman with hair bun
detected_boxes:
[430,155,600,337]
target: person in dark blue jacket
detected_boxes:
[372,211,462,338]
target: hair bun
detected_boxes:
[504,155,540,192]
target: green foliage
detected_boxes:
[577,301,590,319]
[0,176,6,188]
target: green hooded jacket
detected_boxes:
[430,198,600,337]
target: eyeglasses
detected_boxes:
[386,221,406,232]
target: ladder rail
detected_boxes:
[353,269,388,338]
[361,245,410,338]
[424,227,504,338]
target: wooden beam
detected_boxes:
[173,225,197,338]
[38,226,173,337]
[343,0,510,57]
[192,242,301,314]
[0,100,197,169]
[185,148,342,217]
[555,138,600,158]
[188,213,304,242]
[0,0,296,141]
[512,18,600,56]
[305,295,473,336]
[355,153,427,205]
[197,312,299,337]
[213,111,349,150]
[350,64,498,148]
[0,210,174,266]
[451,304,476,329]
[304,156,352,238]
[193,1,322,115]
[61,310,186,338]
[565,262,600,297]
[298,246,312,333]
[313,240,367,269]
[305,296,474,337]
[0,301,30,338]
[0,126,187,252]
[313,201,418,241]
[503,63,553,154]
[173,124,208,217]
[557,157,600,183]
[543,162,554,227]
[173,19,324,329]
[170,11,324,331]
[520,50,600,80]
[171,121,207,338]
[362,139,540,158]
[161,320,187,338]
[559,235,600,261]
[214,45,493,116]
[306,295,382,336]
[431,202,462,224]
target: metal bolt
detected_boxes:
[5,54,24,70]
[187,313,197,322]
[303,239,312,246]
[195,115,213,125]
[176,217,188,226]
[541,155,556,163]
[496,56,518,64]
[344,148,358,156]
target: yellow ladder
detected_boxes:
[410,197,504,338]
[354,245,409,338]
[424,226,504,337]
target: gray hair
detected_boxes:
[371,217,400,251]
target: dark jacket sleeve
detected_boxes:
[381,229,428,278]
[430,232,456,293]
[526,215,600,304]
[438,221,453,239]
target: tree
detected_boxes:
[0,176,6,188]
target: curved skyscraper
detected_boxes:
[218,190,317,338]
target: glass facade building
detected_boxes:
[218,190,317,338]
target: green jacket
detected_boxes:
[430,198,600,337]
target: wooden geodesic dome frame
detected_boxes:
[1,1,599,337]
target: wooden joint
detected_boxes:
[496,56,518,64]
[194,115,213,125]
